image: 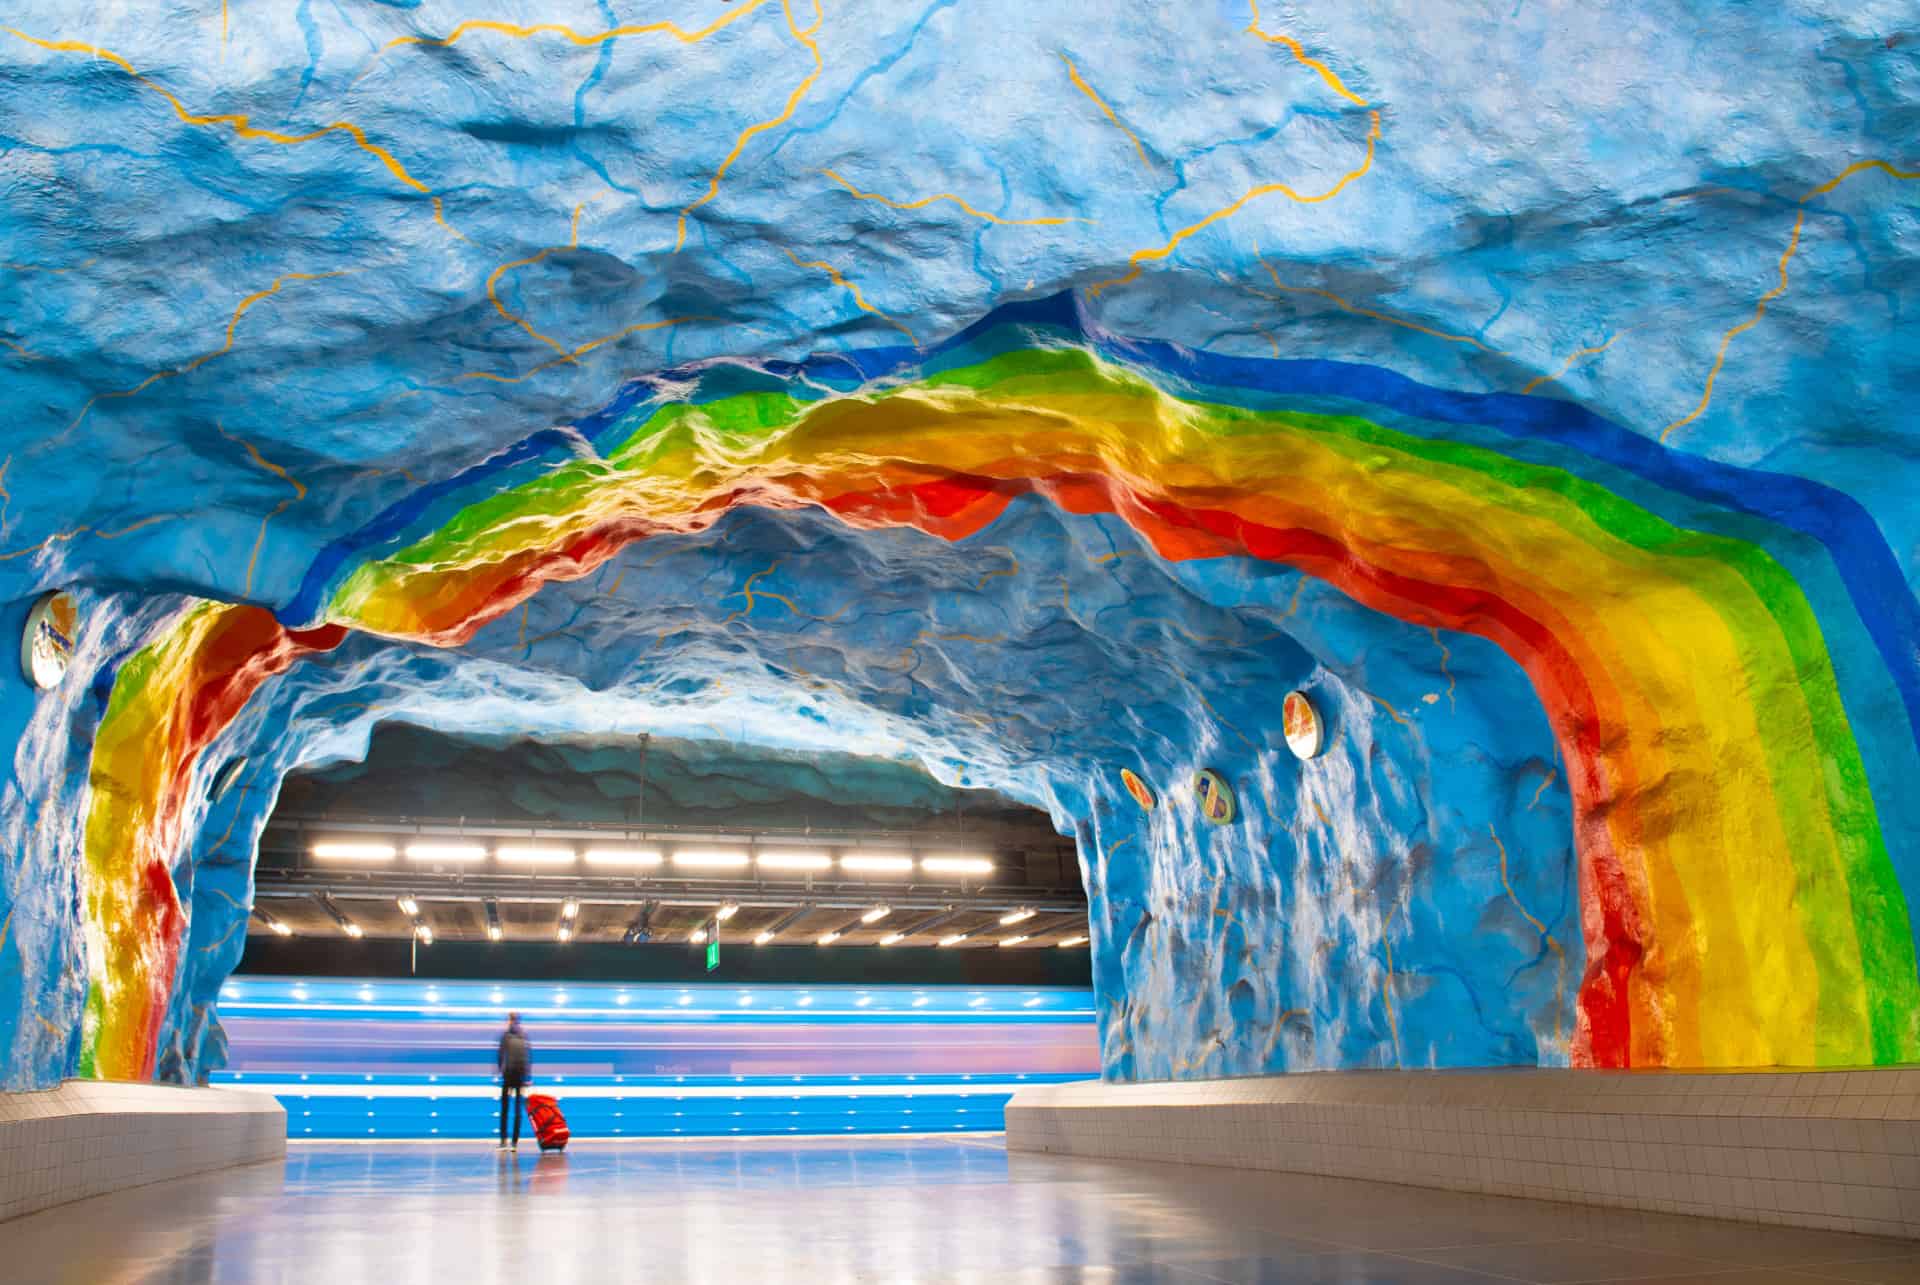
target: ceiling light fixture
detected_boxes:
[311,842,397,862]
[998,907,1035,926]
[817,931,842,946]
[343,922,364,939]
[920,856,994,876]
[859,905,892,924]
[999,935,1030,947]
[496,845,576,865]
[753,930,775,945]
[557,926,572,943]
[937,933,968,947]
[1057,935,1089,948]
[270,920,292,937]
[582,847,663,868]
[405,842,486,864]
[715,902,740,922]
[397,896,419,917]
[560,900,579,921]
[877,931,905,946]
[487,925,503,942]
[671,849,750,869]
[756,851,833,871]
[689,928,708,944]
[415,924,434,945]
[839,854,914,873]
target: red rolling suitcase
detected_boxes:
[525,1093,570,1152]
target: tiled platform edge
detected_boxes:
[0,1081,285,1222]
[1005,1069,1920,1239]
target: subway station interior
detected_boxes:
[2,2,1919,1281]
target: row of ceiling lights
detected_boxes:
[260,898,1086,948]
[310,842,996,878]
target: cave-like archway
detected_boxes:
[11,297,1916,1092]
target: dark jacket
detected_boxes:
[498,1026,532,1086]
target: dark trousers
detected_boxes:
[500,1083,526,1144]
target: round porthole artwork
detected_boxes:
[1282,690,1324,760]
[1119,767,1157,812]
[1194,769,1236,826]
[21,590,78,690]
[210,757,248,802]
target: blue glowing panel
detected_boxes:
[212,977,1098,1139]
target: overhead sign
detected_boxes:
[705,918,720,972]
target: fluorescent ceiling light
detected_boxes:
[689,928,708,944]
[839,854,913,874]
[561,900,579,920]
[1058,935,1089,948]
[270,921,292,937]
[877,931,905,946]
[311,842,396,862]
[672,849,750,869]
[859,905,892,924]
[497,845,576,865]
[999,935,1030,947]
[757,851,832,871]
[920,856,994,876]
[397,896,419,917]
[998,908,1035,926]
[937,933,968,947]
[406,843,486,863]
[817,931,842,946]
[557,926,572,943]
[343,923,364,939]
[415,925,434,944]
[583,847,663,868]
[487,925,503,942]
[716,902,740,922]
[753,930,775,945]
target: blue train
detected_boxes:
[212,977,1100,1140]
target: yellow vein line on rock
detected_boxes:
[784,248,917,346]
[60,270,353,439]
[1663,157,1919,441]
[1244,0,1369,106]
[1091,111,1381,297]
[676,0,822,251]
[820,168,1087,226]
[1059,54,1152,171]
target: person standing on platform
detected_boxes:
[497,1012,533,1150]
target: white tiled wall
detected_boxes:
[0,1080,285,1223]
[1006,1069,1920,1240]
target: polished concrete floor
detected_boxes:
[0,1135,1915,1284]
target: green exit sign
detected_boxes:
[705,921,720,972]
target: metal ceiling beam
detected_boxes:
[260,810,1067,851]
[253,870,1084,916]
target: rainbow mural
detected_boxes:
[74,296,1920,1079]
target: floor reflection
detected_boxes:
[0,1136,1912,1284]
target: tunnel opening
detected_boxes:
[246,724,1089,964]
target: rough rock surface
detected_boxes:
[0,1,1915,1089]
[279,724,1053,832]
